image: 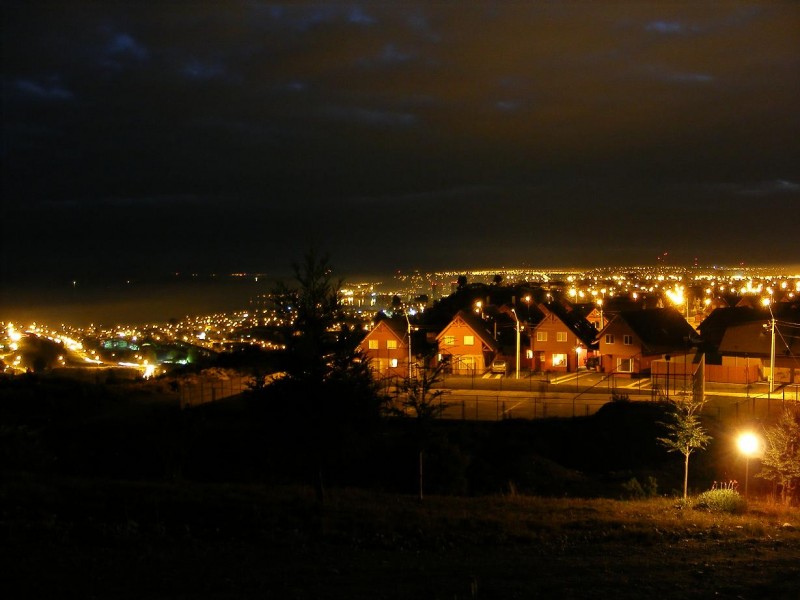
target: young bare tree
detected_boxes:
[757,408,800,505]
[393,361,449,501]
[658,396,711,498]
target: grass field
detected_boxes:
[2,473,798,599]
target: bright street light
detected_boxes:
[737,432,761,498]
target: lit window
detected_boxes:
[368,339,379,350]
[552,353,567,367]
[556,332,567,342]
[526,349,533,359]
[387,339,397,350]
[444,335,455,346]
[390,358,398,368]
[536,331,548,342]
[605,334,615,344]
[617,358,634,373]
[623,335,633,346]
[463,335,474,346]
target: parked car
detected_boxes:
[491,358,508,374]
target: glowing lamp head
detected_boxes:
[737,432,760,457]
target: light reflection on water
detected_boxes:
[1,277,274,326]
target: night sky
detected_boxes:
[3,2,799,282]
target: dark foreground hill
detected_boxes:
[2,475,799,599]
[2,375,798,597]
[1,373,725,497]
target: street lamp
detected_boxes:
[597,298,604,330]
[510,308,520,380]
[404,309,417,380]
[737,432,761,498]
[761,298,776,396]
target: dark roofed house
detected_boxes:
[715,309,800,386]
[529,302,599,373]
[696,306,764,353]
[597,307,696,377]
[696,303,800,384]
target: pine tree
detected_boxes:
[269,250,387,502]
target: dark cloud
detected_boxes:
[2,2,799,282]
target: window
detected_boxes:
[536,331,548,342]
[444,335,455,346]
[605,334,615,344]
[387,339,397,350]
[390,358,398,368]
[368,339,379,350]
[556,331,567,342]
[526,349,533,359]
[623,335,633,346]
[552,353,567,367]
[617,357,634,373]
[463,335,474,346]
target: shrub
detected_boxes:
[621,477,645,499]
[694,488,747,514]
[621,476,658,500]
[643,475,658,497]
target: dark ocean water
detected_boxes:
[1,277,277,326]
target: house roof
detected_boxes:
[697,307,764,349]
[711,302,800,359]
[436,310,499,352]
[719,321,800,358]
[538,302,599,348]
[607,307,696,354]
[364,317,407,344]
[698,302,800,351]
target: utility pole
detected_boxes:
[404,313,413,380]
[769,312,776,396]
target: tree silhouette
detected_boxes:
[392,361,449,500]
[269,250,386,502]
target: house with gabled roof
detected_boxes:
[571,303,606,332]
[529,302,599,372]
[359,317,409,379]
[436,310,498,375]
[597,307,696,376]
[718,320,800,385]
[699,302,800,385]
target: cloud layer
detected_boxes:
[2,2,798,279]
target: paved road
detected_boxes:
[425,372,800,424]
